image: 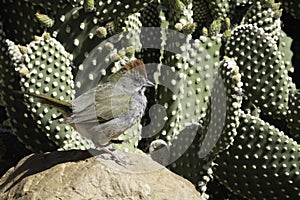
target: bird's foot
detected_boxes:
[97,147,132,166]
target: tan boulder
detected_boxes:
[0,150,202,200]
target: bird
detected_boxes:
[20,59,154,151]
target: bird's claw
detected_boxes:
[97,148,132,166]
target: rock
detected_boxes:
[0,150,202,200]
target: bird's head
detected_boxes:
[120,59,154,91]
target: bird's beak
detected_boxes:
[145,80,155,87]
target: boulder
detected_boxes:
[0,150,202,200]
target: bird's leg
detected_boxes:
[96,146,132,166]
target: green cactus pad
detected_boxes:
[46,1,147,68]
[241,0,282,42]
[160,0,195,32]
[12,33,94,150]
[225,24,291,118]
[23,0,69,10]
[278,31,294,73]
[94,0,152,24]
[207,0,230,20]
[286,89,300,140]
[233,0,253,6]
[49,5,106,68]
[200,57,243,157]
[140,1,161,27]
[214,111,300,199]
[66,0,152,23]
[0,0,43,44]
[192,0,212,30]
[167,57,242,188]
[2,39,58,152]
[153,34,220,189]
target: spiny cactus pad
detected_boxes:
[214,111,300,199]
[241,0,282,41]
[286,89,300,140]
[192,0,212,31]
[200,57,243,157]
[2,39,58,152]
[225,24,291,118]
[207,0,230,19]
[18,34,94,150]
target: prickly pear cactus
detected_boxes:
[215,111,300,199]
[1,0,300,199]
[11,33,95,150]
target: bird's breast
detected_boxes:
[127,92,148,123]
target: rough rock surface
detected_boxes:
[0,150,202,200]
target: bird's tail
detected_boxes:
[14,91,73,118]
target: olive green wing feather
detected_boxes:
[67,83,131,124]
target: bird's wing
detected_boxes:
[67,84,131,124]
[69,88,97,113]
